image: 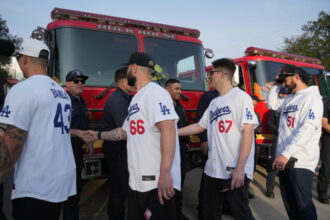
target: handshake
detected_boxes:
[75,130,99,144]
[72,129,100,156]
[75,127,127,147]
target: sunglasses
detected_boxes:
[16,54,23,61]
[72,79,86,84]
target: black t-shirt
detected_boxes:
[101,88,131,157]
[68,92,89,154]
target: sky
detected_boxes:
[1,0,329,65]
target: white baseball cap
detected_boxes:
[19,38,50,60]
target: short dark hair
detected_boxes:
[115,67,128,82]
[211,58,236,78]
[165,78,181,87]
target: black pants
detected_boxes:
[104,153,129,220]
[266,137,278,193]
[174,145,187,220]
[12,197,62,220]
[63,149,83,220]
[317,136,330,199]
[202,175,254,220]
[127,188,176,220]
[0,183,7,220]
[279,168,317,220]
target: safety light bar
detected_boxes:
[245,47,321,65]
[51,8,200,38]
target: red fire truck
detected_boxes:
[206,47,325,162]
[35,8,211,179]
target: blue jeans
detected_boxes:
[279,168,317,220]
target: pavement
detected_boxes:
[3,165,330,219]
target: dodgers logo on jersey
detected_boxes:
[0,105,11,118]
[245,108,253,120]
[283,104,298,115]
[127,103,140,121]
[159,102,170,115]
[307,109,315,120]
[210,106,231,123]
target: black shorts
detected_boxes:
[127,187,176,220]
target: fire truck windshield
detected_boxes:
[144,37,206,91]
[53,28,138,86]
[252,61,323,100]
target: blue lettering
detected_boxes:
[209,106,231,123]
[50,89,69,100]
[283,104,298,115]
[126,103,140,121]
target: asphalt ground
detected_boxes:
[2,164,330,220]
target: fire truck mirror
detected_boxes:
[248,60,257,70]
[204,48,214,59]
[232,65,240,86]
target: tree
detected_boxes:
[282,11,330,70]
[0,14,22,75]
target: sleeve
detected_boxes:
[197,92,210,143]
[198,106,210,129]
[0,83,37,131]
[281,96,323,158]
[148,89,178,130]
[122,116,129,132]
[267,85,284,111]
[239,94,259,130]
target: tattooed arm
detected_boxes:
[86,127,127,141]
[0,125,27,180]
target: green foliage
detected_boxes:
[0,14,22,76]
[282,11,330,70]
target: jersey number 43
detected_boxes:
[54,103,71,134]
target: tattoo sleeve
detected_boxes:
[0,125,27,180]
[102,127,127,141]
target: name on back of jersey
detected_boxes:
[50,88,69,100]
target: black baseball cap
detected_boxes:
[66,70,89,82]
[276,65,310,84]
[122,52,155,70]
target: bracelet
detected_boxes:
[98,131,102,139]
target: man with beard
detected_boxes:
[94,52,181,220]
[270,65,323,219]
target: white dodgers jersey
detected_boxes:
[122,82,181,192]
[0,75,76,202]
[277,86,323,171]
[199,88,259,180]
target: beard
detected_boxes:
[127,69,136,86]
[286,81,297,94]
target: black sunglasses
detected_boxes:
[16,54,23,61]
[72,79,86,84]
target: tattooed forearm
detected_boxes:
[102,128,127,141]
[0,125,27,180]
[0,141,11,171]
